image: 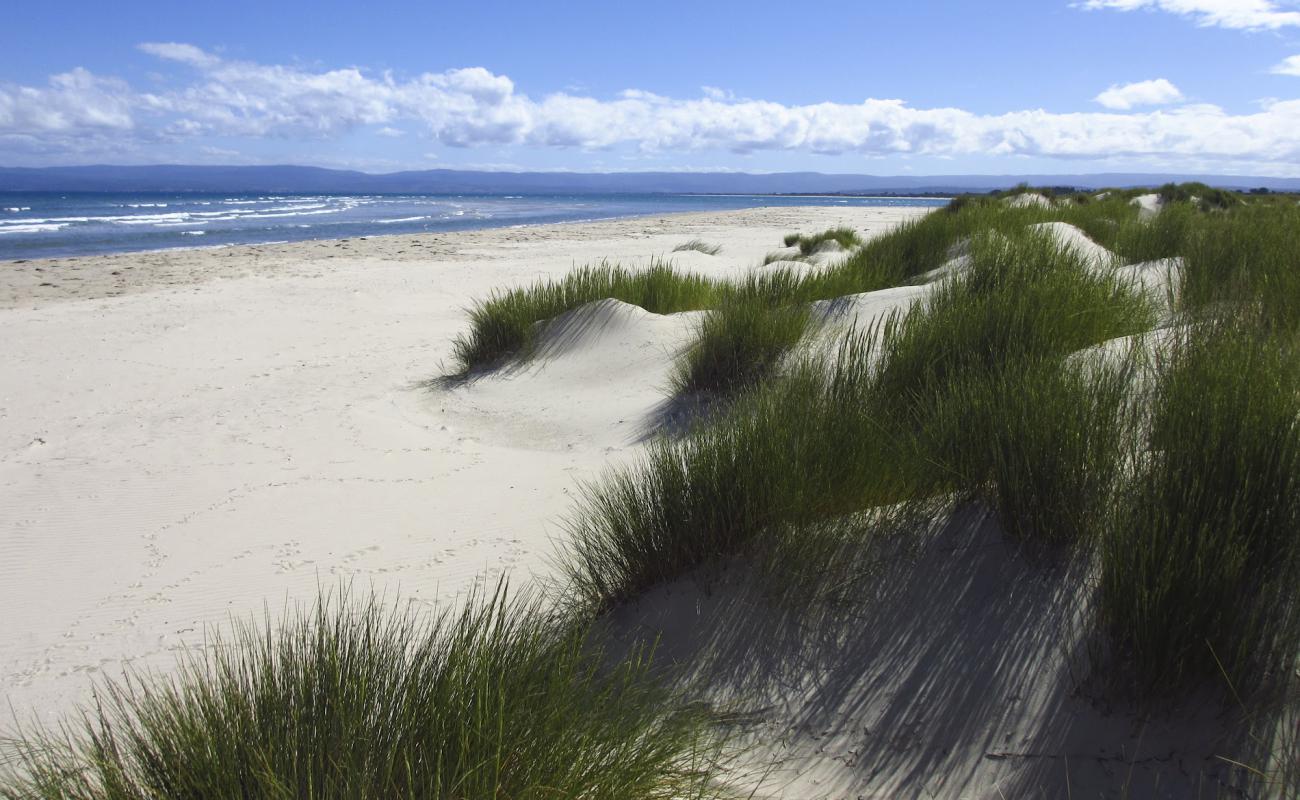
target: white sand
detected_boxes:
[0,205,926,723]
[1031,221,1116,270]
[1005,192,1054,209]
[1131,192,1165,219]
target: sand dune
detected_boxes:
[1131,192,1165,219]
[1005,192,1054,209]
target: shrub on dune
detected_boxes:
[564,359,920,609]
[869,228,1154,411]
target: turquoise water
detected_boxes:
[0,192,948,260]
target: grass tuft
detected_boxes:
[782,226,863,255]
[450,259,718,374]
[1098,318,1300,695]
[672,239,722,256]
[671,296,812,395]
[566,226,1155,608]
[0,585,722,800]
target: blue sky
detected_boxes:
[4,0,1300,175]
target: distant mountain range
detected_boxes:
[2,164,1298,195]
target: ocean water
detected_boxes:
[0,192,949,260]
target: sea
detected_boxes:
[0,192,950,261]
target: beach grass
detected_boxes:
[0,585,722,800]
[1098,318,1300,695]
[761,249,808,266]
[782,226,863,255]
[566,226,1155,608]
[447,194,1152,377]
[670,294,812,395]
[449,259,718,374]
[673,239,722,256]
[1179,202,1300,328]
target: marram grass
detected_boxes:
[672,239,722,256]
[449,258,718,374]
[671,296,812,395]
[566,226,1156,608]
[1098,318,1300,695]
[0,585,723,800]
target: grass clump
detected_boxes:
[761,249,808,266]
[1,586,721,800]
[782,226,863,255]
[450,259,718,373]
[1158,181,1240,211]
[671,296,812,395]
[924,356,1135,546]
[1098,319,1300,695]
[870,228,1154,410]
[1179,203,1300,328]
[864,228,1152,543]
[672,239,722,256]
[564,357,921,609]
[566,228,1156,608]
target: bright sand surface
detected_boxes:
[0,205,924,719]
[0,206,1244,798]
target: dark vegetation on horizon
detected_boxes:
[7,183,1300,797]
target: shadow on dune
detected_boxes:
[631,391,728,443]
[596,505,1262,799]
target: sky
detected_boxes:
[4,0,1300,175]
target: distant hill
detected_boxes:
[2,164,1298,195]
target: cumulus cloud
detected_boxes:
[0,68,137,134]
[6,43,1300,170]
[1095,78,1185,109]
[1079,0,1300,30]
[1273,54,1300,74]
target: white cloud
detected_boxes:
[1095,78,1185,109]
[1079,0,1300,29]
[1272,54,1300,74]
[7,44,1300,170]
[0,68,136,134]
[137,42,222,68]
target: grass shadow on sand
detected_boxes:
[593,504,1262,799]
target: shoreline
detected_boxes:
[0,194,950,265]
[0,204,927,310]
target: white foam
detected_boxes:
[377,216,430,224]
[234,208,345,220]
[0,223,69,234]
[4,207,32,212]
[112,213,195,225]
[180,230,207,236]
[0,217,89,225]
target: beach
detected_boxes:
[4,196,1290,798]
[0,204,925,720]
